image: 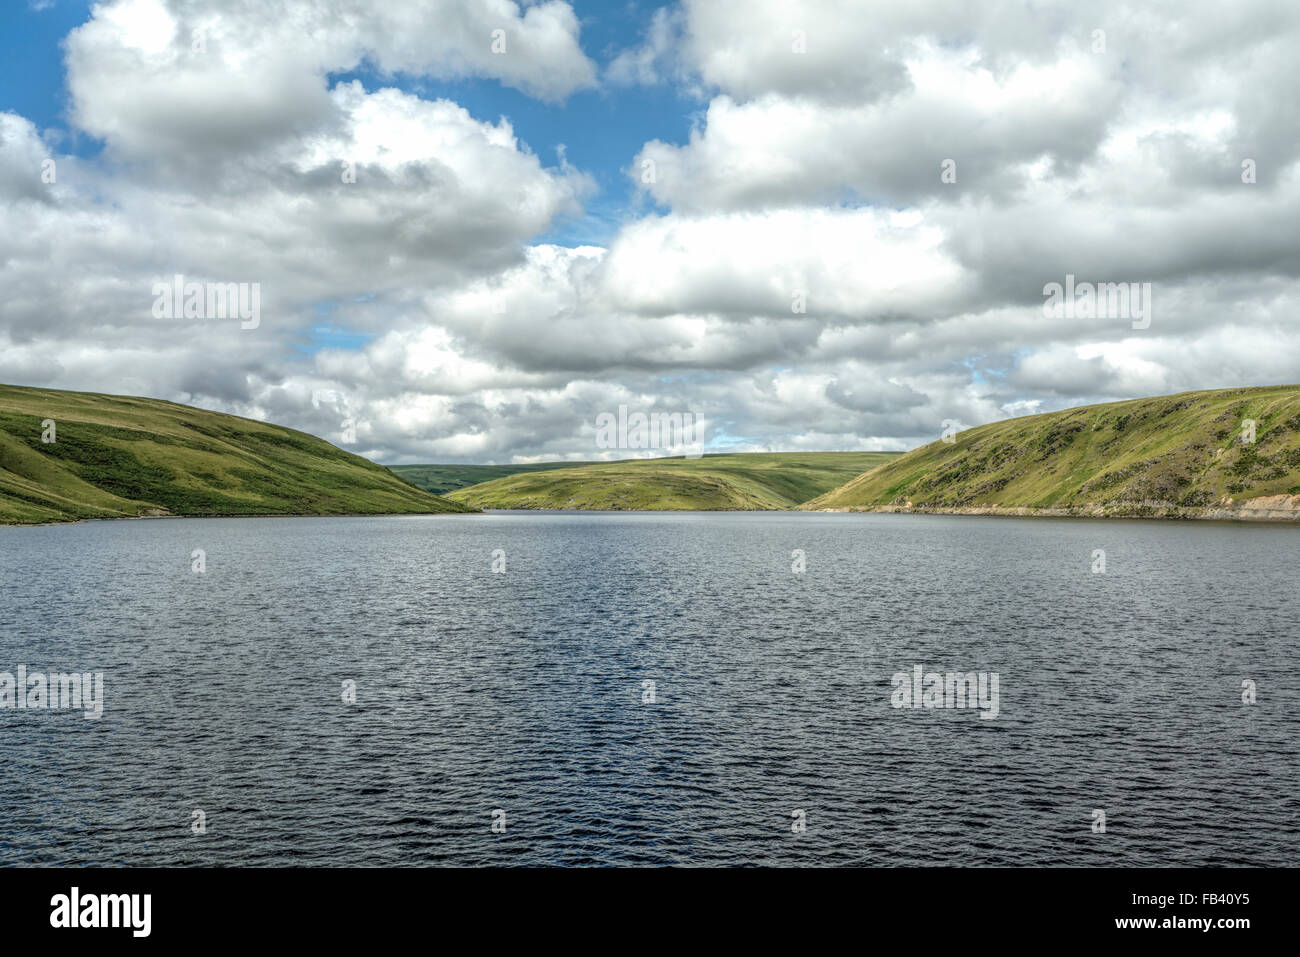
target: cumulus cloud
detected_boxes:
[66,0,596,167]
[3,0,1300,464]
[634,47,1124,211]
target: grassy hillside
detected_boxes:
[389,461,590,496]
[805,385,1300,517]
[446,451,900,510]
[0,384,474,524]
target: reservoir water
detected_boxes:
[1,511,1296,866]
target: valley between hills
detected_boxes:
[4,383,1300,524]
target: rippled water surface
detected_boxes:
[1,511,1296,866]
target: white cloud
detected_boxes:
[4,0,1300,464]
[64,0,596,168]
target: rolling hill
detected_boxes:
[0,384,474,524]
[804,385,1300,520]
[389,461,591,496]
[445,451,901,510]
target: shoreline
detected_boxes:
[806,497,1300,523]
[8,500,1300,525]
[0,508,482,529]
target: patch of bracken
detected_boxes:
[1034,420,1085,461]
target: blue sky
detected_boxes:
[3,2,93,144]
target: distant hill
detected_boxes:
[805,385,1300,520]
[389,461,590,496]
[444,451,901,510]
[0,384,474,524]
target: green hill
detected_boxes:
[0,384,474,524]
[804,385,1300,520]
[445,451,901,510]
[389,461,591,496]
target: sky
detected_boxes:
[1,0,1299,464]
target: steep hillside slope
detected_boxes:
[0,384,474,524]
[446,451,900,510]
[805,386,1300,520]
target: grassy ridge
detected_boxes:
[445,451,901,510]
[0,384,474,524]
[805,385,1300,514]
[389,461,591,496]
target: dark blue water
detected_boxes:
[1,511,1296,866]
